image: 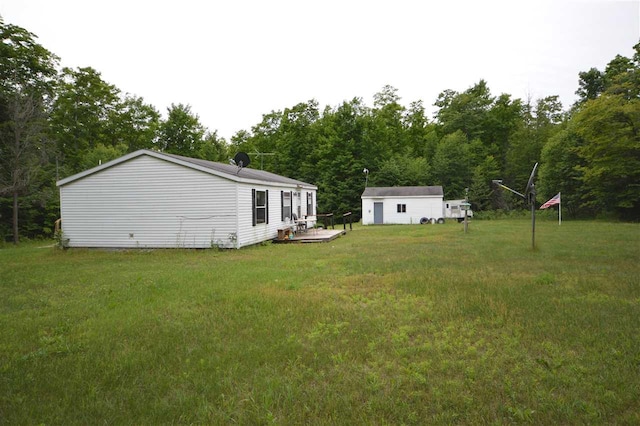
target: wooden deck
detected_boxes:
[273,228,346,244]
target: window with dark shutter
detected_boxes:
[282,191,291,221]
[252,189,256,226]
[254,189,267,224]
[307,192,313,216]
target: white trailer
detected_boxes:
[443,199,473,223]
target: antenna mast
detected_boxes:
[249,150,276,170]
[492,162,539,250]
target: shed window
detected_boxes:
[397,204,406,213]
[253,189,269,225]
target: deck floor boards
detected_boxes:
[274,229,346,244]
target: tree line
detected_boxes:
[1,17,638,243]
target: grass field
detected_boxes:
[1,219,639,424]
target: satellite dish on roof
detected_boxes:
[233,152,250,173]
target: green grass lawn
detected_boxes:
[1,219,639,424]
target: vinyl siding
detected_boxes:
[60,155,238,248]
[361,196,443,225]
[235,186,318,247]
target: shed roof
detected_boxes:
[57,149,317,189]
[362,186,444,197]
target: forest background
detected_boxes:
[1,17,639,244]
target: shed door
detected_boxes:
[373,202,384,224]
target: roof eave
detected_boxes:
[57,149,317,190]
[361,194,443,198]
[56,149,147,187]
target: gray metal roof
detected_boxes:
[57,149,317,188]
[162,152,315,187]
[362,186,444,197]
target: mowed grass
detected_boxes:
[1,220,639,424]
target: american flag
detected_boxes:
[540,193,561,209]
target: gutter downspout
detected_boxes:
[235,185,240,249]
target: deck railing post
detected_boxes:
[342,212,352,230]
[318,213,335,230]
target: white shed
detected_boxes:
[361,186,444,225]
[57,150,318,249]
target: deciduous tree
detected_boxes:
[158,103,205,156]
[431,130,471,198]
[575,67,606,106]
[50,67,121,173]
[573,94,640,219]
[538,128,584,217]
[198,131,229,162]
[111,95,160,152]
[0,18,58,243]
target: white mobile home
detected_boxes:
[361,186,444,225]
[57,150,317,249]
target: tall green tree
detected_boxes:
[573,94,640,219]
[484,93,523,168]
[0,18,58,243]
[469,155,500,211]
[604,54,635,83]
[553,42,640,219]
[431,130,471,198]
[111,95,160,152]
[157,103,205,156]
[77,142,128,171]
[575,67,606,106]
[403,100,430,155]
[506,95,563,190]
[198,131,229,162]
[314,98,370,217]
[434,80,494,142]
[50,67,121,173]
[538,128,584,217]
[275,100,320,181]
[604,43,640,100]
[235,110,282,171]
[373,153,430,188]
[370,85,406,157]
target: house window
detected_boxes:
[281,191,292,221]
[307,192,313,216]
[397,204,406,213]
[253,189,269,225]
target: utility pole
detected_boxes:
[463,187,469,234]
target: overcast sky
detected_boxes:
[1,0,638,140]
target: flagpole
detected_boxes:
[559,192,562,226]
